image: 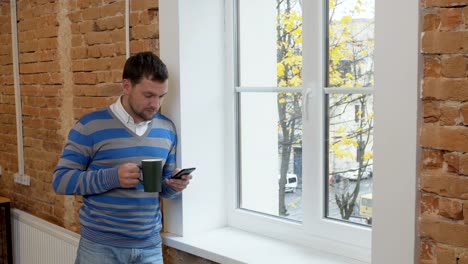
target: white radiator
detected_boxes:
[12,209,80,264]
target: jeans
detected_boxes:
[75,237,163,264]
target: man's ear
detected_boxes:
[122,79,131,94]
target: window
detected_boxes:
[160,0,418,262]
[231,0,374,258]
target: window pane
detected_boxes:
[239,92,303,222]
[327,0,375,88]
[238,0,303,87]
[326,94,373,226]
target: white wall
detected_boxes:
[160,0,227,236]
[371,0,420,262]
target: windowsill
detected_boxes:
[161,227,369,264]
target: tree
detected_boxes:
[276,0,303,216]
[327,0,374,221]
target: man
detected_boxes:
[53,52,191,263]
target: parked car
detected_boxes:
[279,173,298,193]
[341,167,373,181]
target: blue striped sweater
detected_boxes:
[53,107,179,248]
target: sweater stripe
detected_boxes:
[53,108,178,248]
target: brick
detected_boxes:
[129,12,139,26]
[19,40,39,52]
[421,31,466,54]
[424,56,441,78]
[420,169,468,199]
[439,104,461,125]
[139,9,158,25]
[39,107,60,119]
[38,38,58,51]
[423,78,468,101]
[82,7,101,20]
[421,124,468,152]
[35,26,59,38]
[87,46,101,58]
[443,152,460,173]
[441,55,467,78]
[68,11,82,23]
[100,1,125,17]
[421,193,439,215]
[439,197,463,219]
[424,0,468,7]
[424,13,441,31]
[85,31,112,45]
[99,45,116,57]
[71,47,87,59]
[32,2,58,17]
[19,31,37,42]
[422,148,444,168]
[74,72,98,84]
[96,16,124,31]
[436,245,457,264]
[131,24,158,39]
[464,7,468,27]
[71,23,80,34]
[131,0,158,11]
[71,35,84,47]
[43,119,61,130]
[109,56,126,71]
[440,8,462,30]
[74,96,115,108]
[77,0,93,9]
[460,154,468,175]
[420,214,468,247]
[461,103,468,125]
[87,45,116,58]
[130,39,159,54]
[73,84,121,97]
[83,58,111,71]
[97,71,113,83]
[464,202,468,225]
[37,50,58,62]
[118,41,127,55]
[79,20,96,34]
[110,28,125,43]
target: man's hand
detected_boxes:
[165,168,192,192]
[118,163,141,188]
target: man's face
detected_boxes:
[123,77,169,123]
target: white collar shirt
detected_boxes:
[110,96,152,136]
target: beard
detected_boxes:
[128,100,158,122]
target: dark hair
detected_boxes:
[122,52,168,85]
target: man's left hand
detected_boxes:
[165,169,192,192]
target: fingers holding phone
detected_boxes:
[166,167,195,192]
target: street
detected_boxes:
[284,178,373,224]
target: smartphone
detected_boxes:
[171,167,196,179]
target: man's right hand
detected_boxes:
[118,163,141,188]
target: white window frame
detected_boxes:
[159,0,419,263]
[229,0,372,261]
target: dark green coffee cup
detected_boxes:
[141,159,163,192]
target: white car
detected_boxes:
[340,167,373,181]
[284,173,298,193]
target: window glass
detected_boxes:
[238,0,303,222]
[236,0,374,225]
[326,0,375,226]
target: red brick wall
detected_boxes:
[0,0,163,228]
[0,0,214,262]
[421,0,468,263]
[6,0,465,263]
